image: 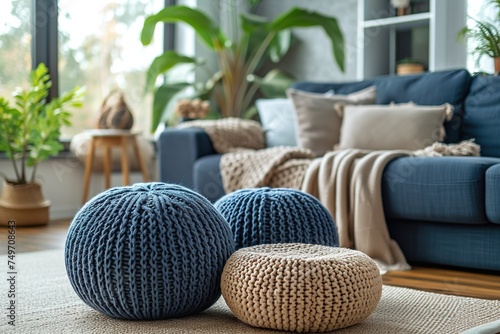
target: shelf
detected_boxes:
[363,12,431,30]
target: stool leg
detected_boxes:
[132,136,151,182]
[103,145,111,189]
[82,139,96,204]
[121,136,130,186]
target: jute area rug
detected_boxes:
[1,250,499,334]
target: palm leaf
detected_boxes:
[248,69,295,98]
[152,83,190,132]
[268,8,345,72]
[141,6,227,50]
[145,51,198,93]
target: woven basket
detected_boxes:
[221,243,382,333]
[0,181,50,226]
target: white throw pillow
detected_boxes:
[256,98,297,147]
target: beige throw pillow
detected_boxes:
[336,103,453,151]
[287,86,376,157]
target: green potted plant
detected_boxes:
[396,58,425,75]
[0,63,84,226]
[459,0,500,73]
[141,5,345,132]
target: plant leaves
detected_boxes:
[141,6,228,50]
[145,51,198,93]
[248,69,295,98]
[268,8,345,72]
[152,83,190,132]
[269,30,292,63]
[240,12,268,35]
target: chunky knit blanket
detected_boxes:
[221,147,314,193]
[221,140,480,272]
[177,117,265,153]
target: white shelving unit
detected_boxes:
[357,0,467,80]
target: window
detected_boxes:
[1,0,169,139]
[467,0,495,74]
[0,0,32,102]
[58,0,165,138]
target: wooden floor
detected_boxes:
[1,220,499,300]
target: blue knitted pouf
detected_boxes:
[214,188,338,249]
[65,182,234,320]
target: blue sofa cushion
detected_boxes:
[193,154,224,203]
[462,74,500,158]
[293,70,472,144]
[486,164,500,224]
[382,156,500,224]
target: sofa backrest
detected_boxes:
[462,74,500,158]
[292,69,472,144]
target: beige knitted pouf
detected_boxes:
[221,243,382,333]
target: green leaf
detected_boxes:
[141,6,227,50]
[240,13,268,35]
[269,30,292,63]
[248,69,295,98]
[242,105,258,119]
[268,8,345,72]
[152,83,190,132]
[145,51,198,93]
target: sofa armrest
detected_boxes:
[157,127,216,188]
[486,164,500,224]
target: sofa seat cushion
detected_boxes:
[193,154,224,203]
[486,164,500,224]
[382,156,500,224]
[387,219,500,271]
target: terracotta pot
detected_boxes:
[397,63,425,75]
[494,57,500,74]
[0,181,50,226]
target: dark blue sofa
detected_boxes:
[157,69,500,272]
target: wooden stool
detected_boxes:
[82,130,151,203]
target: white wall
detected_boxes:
[0,157,157,221]
[256,0,359,81]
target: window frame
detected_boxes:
[31,0,176,101]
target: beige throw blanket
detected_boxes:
[302,149,412,271]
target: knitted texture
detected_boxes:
[65,182,235,320]
[177,117,265,153]
[221,243,382,333]
[214,188,338,249]
[220,146,314,193]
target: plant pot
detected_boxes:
[494,57,500,74]
[0,181,51,226]
[397,63,425,75]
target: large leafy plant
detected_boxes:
[459,0,500,68]
[141,5,345,132]
[0,63,84,185]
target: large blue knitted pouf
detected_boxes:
[214,188,338,249]
[65,182,235,320]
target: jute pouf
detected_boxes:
[221,243,382,333]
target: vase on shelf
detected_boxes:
[391,0,411,16]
